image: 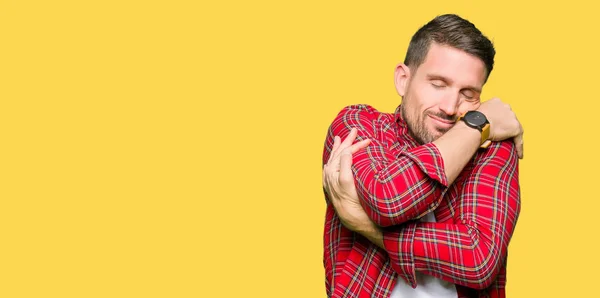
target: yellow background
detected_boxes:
[1,1,597,297]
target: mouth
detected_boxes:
[428,114,456,130]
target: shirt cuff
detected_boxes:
[401,143,448,187]
[383,222,418,288]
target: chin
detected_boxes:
[427,130,444,143]
[425,125,443,140]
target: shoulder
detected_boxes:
[326,104,393,146]
[337,104,380,116]
[474,140,518,167]
[332,104,393,124]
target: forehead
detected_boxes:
[414,43,487,88]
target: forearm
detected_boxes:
[359,224,384,249]
[355,219,502,288]
[354,220,502,288]
[432,121,481,185]
[352,145,448,227]
[382,221,504,290]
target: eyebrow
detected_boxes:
[426,74,482,93]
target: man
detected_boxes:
[321,14,523,298]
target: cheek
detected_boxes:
[413,83,445,110]
[418,94,441,116]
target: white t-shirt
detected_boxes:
[390,212,457,298]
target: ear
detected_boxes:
[394,63,411,97]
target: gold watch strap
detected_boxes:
[480,123,491,148]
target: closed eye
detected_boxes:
[431,80,446,88]
[461,90,480,102]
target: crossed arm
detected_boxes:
[323,104,485,227]
[323,127,521,289]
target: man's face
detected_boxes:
[397,43,487,144]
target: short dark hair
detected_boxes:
[404,14,496,81]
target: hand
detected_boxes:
[322,128,383,247]
[477,97,524,159]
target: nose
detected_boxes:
[438,93,460,117]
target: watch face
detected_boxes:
[465,111,488,127]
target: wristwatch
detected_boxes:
[458,110,491,148]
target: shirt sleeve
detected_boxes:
[323,105,449,227]
[381,141,521,289]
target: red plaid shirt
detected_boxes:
[322,105,520,298]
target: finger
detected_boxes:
[330,128,357,167]
[517,122,524,159]
[513,133,524,159]
[332,135,341,152]
[339,148,355,188]
[324,140,343,186]
[322,164,334,197]
[520,139,524,159]
[322,163,327,189]
[349,139,371,154]
[323,166,340,204]
[327,136,341,164]
[340,128,358,149]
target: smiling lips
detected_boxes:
[428,114,456,130]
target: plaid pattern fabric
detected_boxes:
[322,105,520,298]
